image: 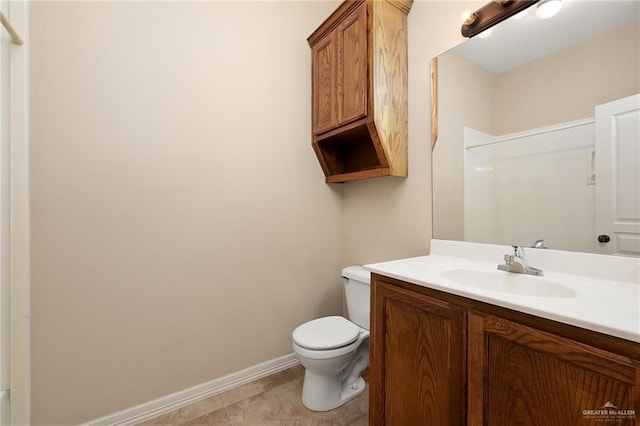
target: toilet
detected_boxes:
[292,266,371,411]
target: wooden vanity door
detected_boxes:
[468,311,639,426]
[370,277,467,426]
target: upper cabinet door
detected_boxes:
[312,33,338,134]
[337,4,368,126]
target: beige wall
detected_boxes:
[341,0,484,265]
[29,2,343,424]
[29,0,490,423]
[494,20,640,134]
[432,52,494,241]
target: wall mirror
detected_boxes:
[432,0,640,257]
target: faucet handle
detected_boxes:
[531,239,548,249]
[511,245,524,258]
[504,254,514,264]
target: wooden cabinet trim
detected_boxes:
[315,116,371,141]
[372,274,640,362]
[467,312,486,426]
[386,0,413,14]
[325,167,390,183]
[370,270,383,424]
[376,277,461,312]
[307,0,366,47]
[476,311,637,383]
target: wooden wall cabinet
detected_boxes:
[308,0,412,183]
[371,274,640,425]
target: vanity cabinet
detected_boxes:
[371,274,640,426]
[308,0,412,183]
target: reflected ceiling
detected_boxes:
[456,0,640,73]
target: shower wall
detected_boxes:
[465,120,597,253]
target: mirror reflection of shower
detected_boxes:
[432,0,640,257]
[463,118,596,253]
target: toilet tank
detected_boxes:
[342,266,371,330]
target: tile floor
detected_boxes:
[137,365,368,425]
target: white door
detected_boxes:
[595,94,640,256]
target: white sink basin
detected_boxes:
[440,268,576,298]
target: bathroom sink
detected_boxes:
[440,268,576,298]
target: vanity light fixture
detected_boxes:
[461,0,539,38]
[462,10,493,38]
[461,10,478,26]
[536,0,562,19]
[512,8,530,19]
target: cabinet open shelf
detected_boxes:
[313,122,390,183]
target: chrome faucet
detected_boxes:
[498,245,543,276]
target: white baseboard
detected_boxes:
[81,353,299,426]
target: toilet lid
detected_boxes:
[293,316,361,350]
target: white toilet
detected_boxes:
[292,266,371,411]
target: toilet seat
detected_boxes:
[292,316,361,350]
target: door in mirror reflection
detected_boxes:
[595,94,640,257]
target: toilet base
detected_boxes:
[301,371,366,412]
[293,321,370,412]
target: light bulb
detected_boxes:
[536,0,562,19]
[461,9,474,23]
[478,28,493,39]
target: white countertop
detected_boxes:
[365,240,640,343]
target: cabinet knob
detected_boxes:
[597,234,611,243]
